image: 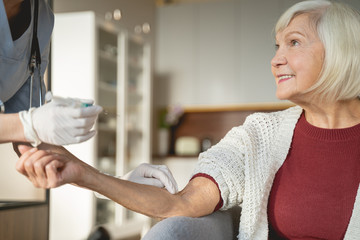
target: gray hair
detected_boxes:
[275,0,360,102]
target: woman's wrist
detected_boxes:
[76,162,105,191]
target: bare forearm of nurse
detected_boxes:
[0,113,27,143]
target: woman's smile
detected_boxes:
[277,74,295,84]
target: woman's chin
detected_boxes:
[275,92,289,101]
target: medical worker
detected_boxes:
[1,0,178,193]
[1,0,102,146]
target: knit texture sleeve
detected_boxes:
[192,124,249,210]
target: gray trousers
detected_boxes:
[142,207,241,240]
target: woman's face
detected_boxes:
[271,14,325,102]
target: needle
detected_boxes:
[101,110,121,118]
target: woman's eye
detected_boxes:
[291,40,299,46]
[275,44,279,51]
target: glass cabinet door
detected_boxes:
[117,35,151,224]
[127,38,149,221]
[96,28,151,227]
[96,26,118,226]
[126,38,148,172]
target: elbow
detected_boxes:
[149,194,196,220]
[157,194,200,220]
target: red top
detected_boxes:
[268,113,360,239]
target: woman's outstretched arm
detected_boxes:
[16,145,220,219]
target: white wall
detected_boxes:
[154,0,360,107]
[0,143,45,201]
[155,0,278,106]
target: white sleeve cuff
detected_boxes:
[19,108,42,147]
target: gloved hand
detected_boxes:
[95,163,179,199]
[122,163,179,194]
[19,94,103,147]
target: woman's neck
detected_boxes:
[299,98,360,129]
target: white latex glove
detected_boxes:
[19,94,103,146]
[95,163,179,200]
[123,163,179,194]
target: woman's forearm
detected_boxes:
[16,145,220,219]
[52,146,215,219]
[91,174,184,219]
[79,168,219,219]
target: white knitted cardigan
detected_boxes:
[193,106,360,240]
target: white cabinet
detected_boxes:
[51,11,151,240]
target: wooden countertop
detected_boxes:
[182,101,295,113]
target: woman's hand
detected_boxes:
[16,144,178,194]
[15,144,92,188]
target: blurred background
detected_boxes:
[1,0,359,239]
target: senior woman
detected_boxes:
[15,1,360,239]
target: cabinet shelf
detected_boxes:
[129,59,143,71]
[127,128,143,136]
[99,50,117,64]
[98,81,117,93]
[128,92,143,106]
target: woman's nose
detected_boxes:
[271,51,287,67]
